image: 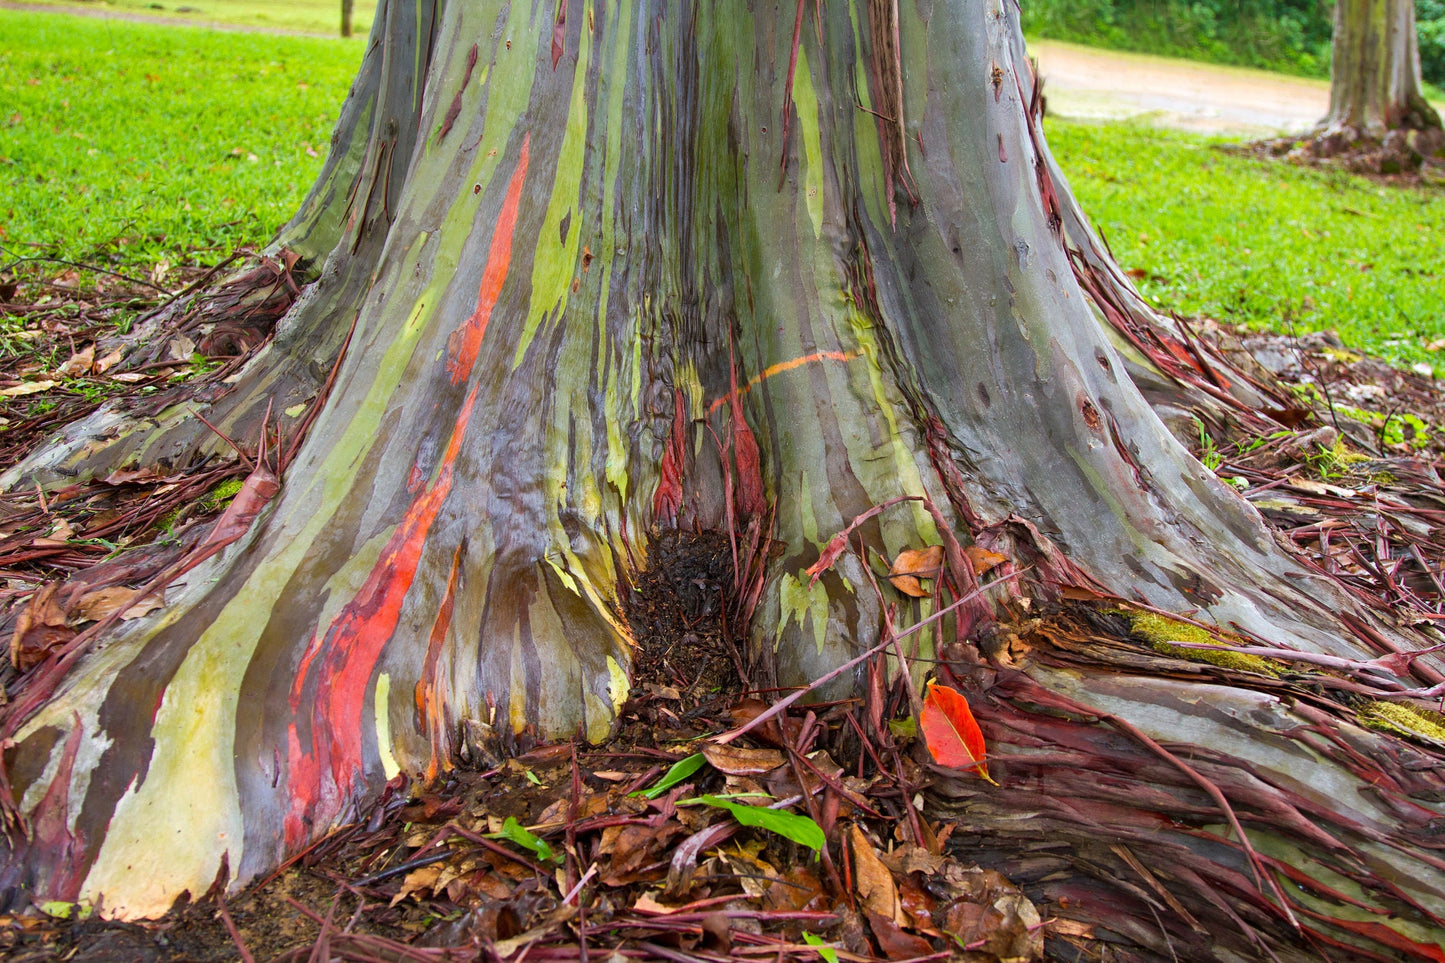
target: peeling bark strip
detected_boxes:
[865,0,909,221]
[5,3,1445,956]
[438,43,480,140]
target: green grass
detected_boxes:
[4,9,1443,377]
[1047,118,1445,373]
[9,0,370,37]
[0,8,364,276]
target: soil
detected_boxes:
[1030,39,1331,137]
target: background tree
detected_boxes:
[3,1,1445,957]
[1325,0,1441,132]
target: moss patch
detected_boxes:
[1120,608,1280,676]
[198,477,246,513]
[1358,701,1445,748]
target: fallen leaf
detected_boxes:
[94,347,124,374]
[965,544,1008,575]
[166,335,196,361]
[849,824,903,925]
[102,467,173,486]
[10,583,75,670]
[936,866,1044,961]
[888,574,928,598]
[888,546,942,597]
[55,345,94,378]
[0,380,58,397]
[47,517,76,543]
[634,752,707,799]
[74,587,162,623]
[685,796,824,851]
[389,862,444,906]
[865,909,933,960]
[920,682,995,784]
[889,545,943,577]
[802,932,839,963]
[702,744,785,776]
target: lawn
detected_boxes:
[2,7,1442,374]
[1049,119,1445,374]
[0,8,364,276]
[8,0,370,36]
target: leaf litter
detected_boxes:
[5,260,1445,960]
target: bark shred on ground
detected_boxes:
[4,264,1445,959]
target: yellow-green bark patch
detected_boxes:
[1358,701,1445,748]
[1123,608,1280,675]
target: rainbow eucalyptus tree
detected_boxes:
[1313,0,1442,161]
[5,1,1445,958]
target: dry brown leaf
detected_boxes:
[849,824,903,925]
[110,372,147,383]
[94,347,125,374]
[889,545,944,577]
[865,908,934,959]
[965,544,1008,575]
[390,863,444,906]
[937,865,1044,962]
[889,546,943,597]
[55,345,95,378]
[887,574,928,598]
[166,335,197,362]
[702,744,785,776]
[73,587,162,624]
[10,584,76,670]
[1,380,58,397]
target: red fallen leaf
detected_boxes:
[920,682,996,784]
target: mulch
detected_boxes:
[2,261,1445,960]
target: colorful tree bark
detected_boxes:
[3,2,1445,957]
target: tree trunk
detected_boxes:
[1322,0,1441,137]
[341,0,354,38]
[4,1,1445,958]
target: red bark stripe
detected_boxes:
[446,134,530,385]
[651,388,686,524]
[416,543,463,783]
[284,384,481,848]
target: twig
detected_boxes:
[216,891,257,963]
[714,574,1016,745]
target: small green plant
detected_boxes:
[803,932,840,963]
[632,752,707,799]
[678,794,826,851]
[1309,437,1371,480]
[1195,419,1222,472]
[490,816,562,864]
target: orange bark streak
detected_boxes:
[705,349,860,417]
[284,384,481,847]
[446,135,530,385]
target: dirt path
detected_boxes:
[1030,39,1330,136]
[0,0,341,36]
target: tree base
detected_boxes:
[1251,124,1445,178]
